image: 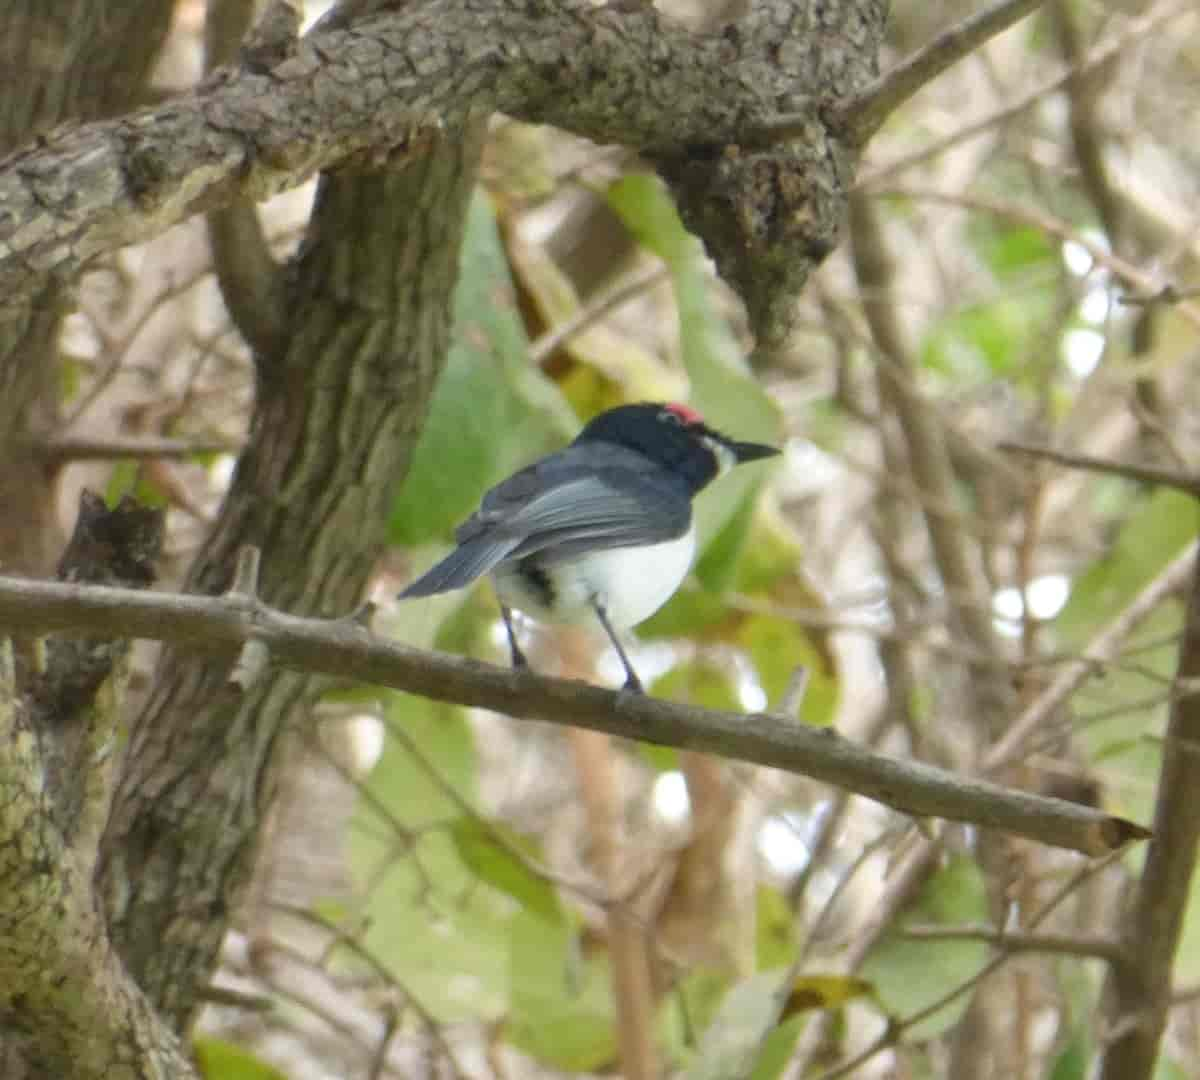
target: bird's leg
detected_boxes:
[499,604,529,670]
[592,600,644,693]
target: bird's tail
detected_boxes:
[398,536,521,599]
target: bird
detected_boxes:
[398,402,779,692]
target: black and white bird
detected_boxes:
[399,402,779,691]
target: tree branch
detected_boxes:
[39,434,241,462]
[900,923,1124,964]
[0,572,1151,857]
[855,0,1189,187]
[998,439,1200,495]
[986,542,1198,775]
[0,0,883,350]
[831,0,1046,145]
[1099,543,1200,1078]
[875,186,1200,334]
[203,0,291,358]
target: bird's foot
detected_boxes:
[620,672,645,695]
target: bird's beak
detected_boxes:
[730,440,780,464]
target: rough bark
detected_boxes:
[0,0,887,350]
[0,496,197,1080]
[0,1,174,574]
[98,125,486,1027]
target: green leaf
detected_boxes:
[667,968,734,1055]
[922,296,1053,381]
[355,692,476,832]
[194,1038,288,1080]
[755,884,797,970]
[639,583,732,641]
[450,818,564,925]
[694,481,761,592]
[678,969,792,1080]
[747,1016,806,1080]
[651,660,741,712]
[1153,1058,1191,1080]
[389,191,575,546]
[861,856,989,1040]
[970,220,1056,282]
[346,692,512,1021]
[353,830,512,1021]
[1048,1031,1089,1080]
[1055,489,1198,649]
[739,614,838,727]
[507,908,618,1070]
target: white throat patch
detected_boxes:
[701,435,737,476]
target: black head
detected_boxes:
[574,402,779,494]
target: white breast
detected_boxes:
[493,527,696,630]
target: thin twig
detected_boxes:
[874,186,1200,334]
[986,542,1197,774]
[832,0,1046,144]
[998,440,1200,495]
[816,848,1127,1079]
[38,434,241,463]
[899,923,1123,963]
[855,0,1190,187]
[528,263,668,365]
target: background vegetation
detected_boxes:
[1,0,1198,1078]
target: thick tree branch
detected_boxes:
[0,573,1151,857]
[0,636,196,1080]
[0,0,883,348]
[0,493,192,1079]
[831,0,1045,145]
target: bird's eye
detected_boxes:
[659,409,684,426]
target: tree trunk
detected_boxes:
[99,126,487,1028]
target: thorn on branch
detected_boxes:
[343,600,378,629]
[229,638,271,694]
[227,545,263,600]
[773,664,810,720]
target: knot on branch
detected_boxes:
[656,130,850,351]
[56,491,164,587]
[31,492,164,835]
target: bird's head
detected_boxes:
[574,402,779,493]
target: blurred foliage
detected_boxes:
[205,22,1200,1071]
[194,1039,288,1080]
[861,856,990,1040]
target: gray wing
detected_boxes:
[400,444,689,598]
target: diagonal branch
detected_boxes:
[998,440,1200,495]
[832,0,1046,144]
[0,572,1151,857]
[1099,548,1200,1079]
[203,0,291,358]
